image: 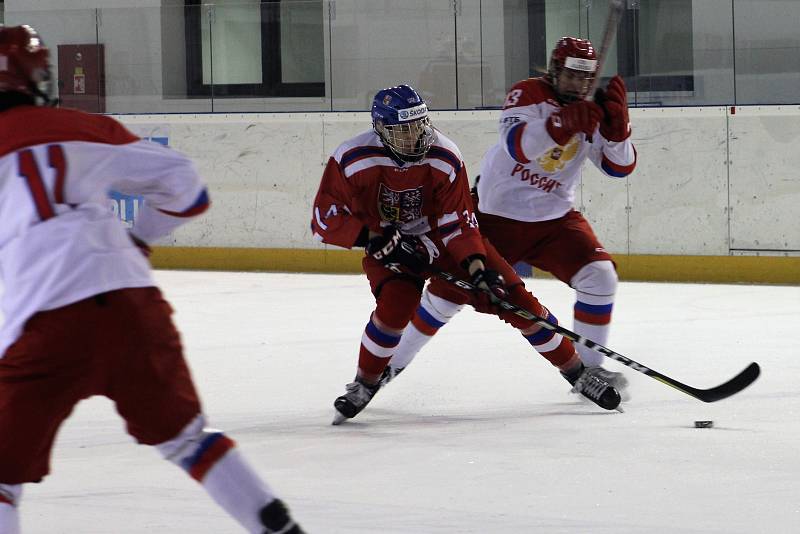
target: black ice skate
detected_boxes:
[377,364,405,388]
[588,366,629,391]
[260,498,304,534]
[332,377,381,425]
[562,364,622,411]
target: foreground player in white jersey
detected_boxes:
[382,37,636,394]
[0,26,302,534]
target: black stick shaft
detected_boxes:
[431,267,760,403]
[586,0,625,101]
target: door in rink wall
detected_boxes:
[57,44,106,113]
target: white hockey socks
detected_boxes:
[571,260,617,367]
[390,290,465,371]
[199,449,279,534]
[157,415,278,534]
[389,322,428,370]
[0,484,21,534]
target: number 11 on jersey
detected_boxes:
[17,144,68,221]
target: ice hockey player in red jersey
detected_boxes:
[381,37,636,399]
[0,26,302,534]
[311,83,621,425]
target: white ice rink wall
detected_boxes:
[114,107,800,283]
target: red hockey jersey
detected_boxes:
[311,129,485,266]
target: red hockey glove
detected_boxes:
[366,226,430,275]
[546,101,603,145]
[128,232,152,258]
[595,75,630,141]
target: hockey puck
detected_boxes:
[694,420,714,428]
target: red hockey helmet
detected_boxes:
[547,37,598,103]
[0,25,53,104]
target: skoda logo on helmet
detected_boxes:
[397,103,427,122]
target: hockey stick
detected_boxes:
[430,266,760,403]
[586,0,625,102]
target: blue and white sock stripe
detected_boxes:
[574,301,613,314]
[180,431,235,482]
[574,289,615,305]
[362,319,402,358]
[523,312,562,352]
[180,431,223,472]
[574,301,613,324]
[525,330,563,352]
[417,305,446,330]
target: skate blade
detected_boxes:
[615,404,625,413]
[331,410,348,425]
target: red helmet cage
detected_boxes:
[547,37,597,102]
[0,25,52,102]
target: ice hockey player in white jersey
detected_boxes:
[313,83,621,426]
[0,25,302,534]
[381,37,636,398]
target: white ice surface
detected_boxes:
[19,271,800,533]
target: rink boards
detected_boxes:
[112,107,800,284]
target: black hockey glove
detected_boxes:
[366,226,431,274]
[471,268,507,305]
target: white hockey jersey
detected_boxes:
[0,105,209,356]
[478,77,636,222]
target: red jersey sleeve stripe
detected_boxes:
[157,189,210,218]
[601,152,636,177]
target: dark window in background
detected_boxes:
[185,0,324,98]
[527,0,548,79]
[619,0,694,102]
[526,0,694,104]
